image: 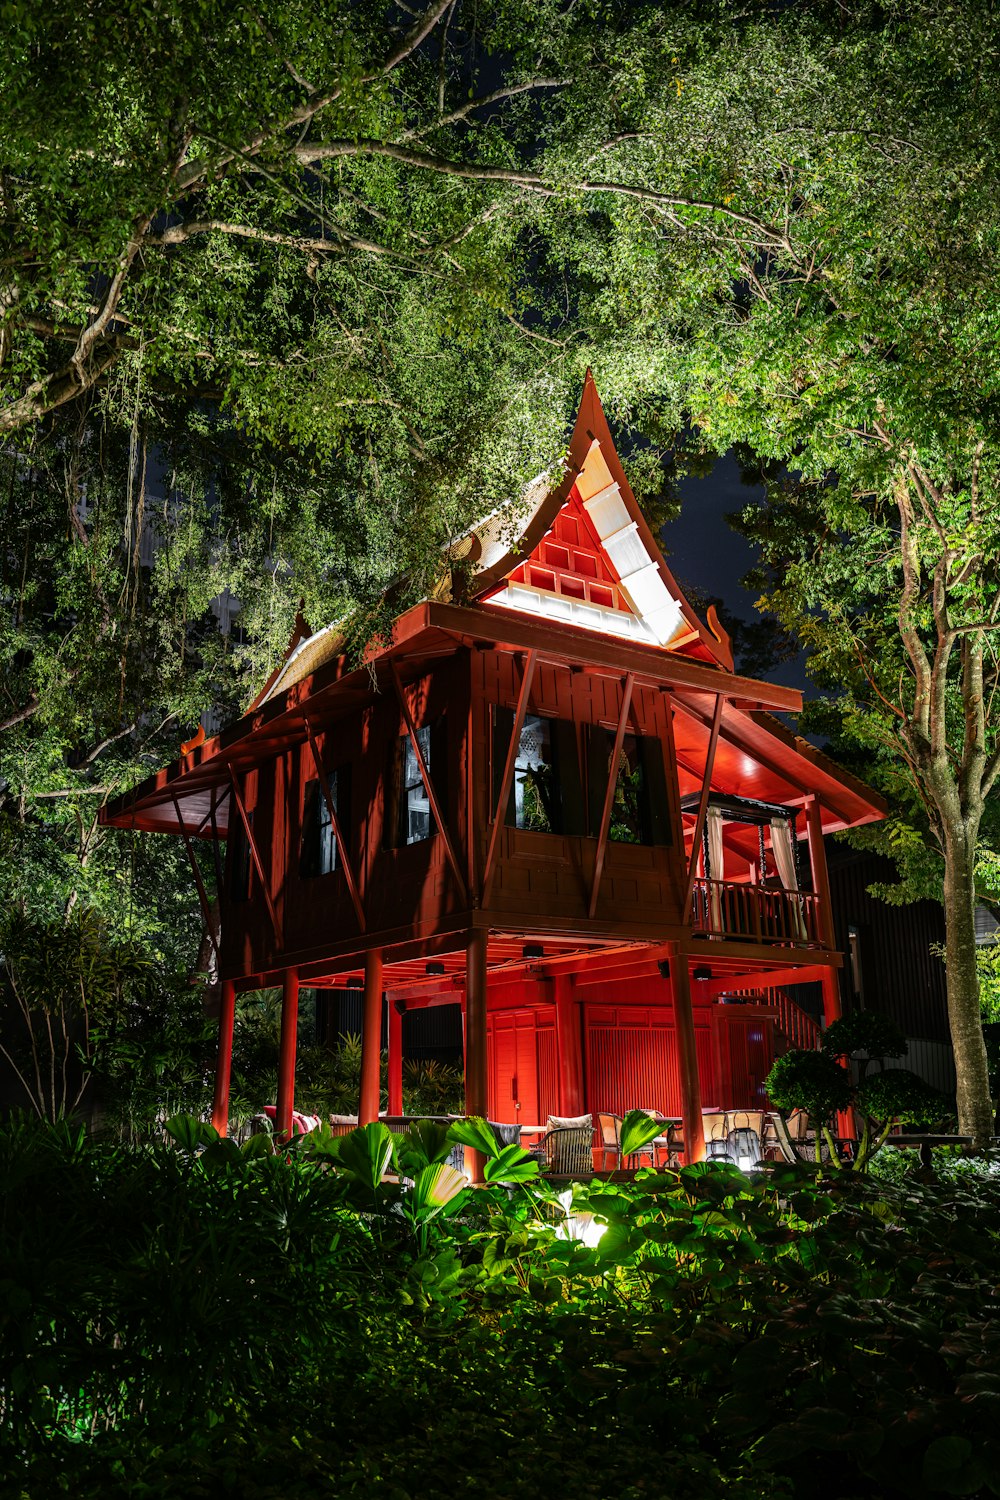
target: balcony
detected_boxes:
[691,878,824,947]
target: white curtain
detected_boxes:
[771,816,807,939]
[770,817,797,890]
[707,806,725,927]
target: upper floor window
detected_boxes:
[586,727,673,846]
[492,708,585,835]
[385,719,446,848]
[301,771,343,878]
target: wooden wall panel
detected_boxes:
[487,1008,556,1125]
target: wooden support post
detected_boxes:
[683,694,725,916]
[211,980,237,1137]
[670,962,705,1164]
[553,974,585,1116]
[805,796,836,948]
[359,949,383,1124]
[275,968,299,1139]
[388,1001,404,1116]
[589,673,635,918]
[464,928,488,1183]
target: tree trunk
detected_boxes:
[942,827,993,1146]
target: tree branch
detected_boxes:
[290,140,798,249]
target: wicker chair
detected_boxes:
[538,1125,595,1176]
[597,1112,656,1170]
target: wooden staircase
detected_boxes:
[732,986,822,1053]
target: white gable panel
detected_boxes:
[491,582,654,643]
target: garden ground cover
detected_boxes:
[3,1119,1000,1499]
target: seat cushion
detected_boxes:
[547,1113,593,1132]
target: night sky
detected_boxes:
[662,453,810,696]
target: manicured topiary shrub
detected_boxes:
[822,1011,908,1065]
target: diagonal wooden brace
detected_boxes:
[389,658,468,905]
[682,693,725,917]
[171,793,219,964]
[303,719,366,932]
[227,765,284,950]
[588,673,635,919]
[481,648,538,909]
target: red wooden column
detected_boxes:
[275,968,299,1138]
[805,796,836,949]
[670,961,705,1164]
[359,949,384,1124]
[211,979,237,1137]
[388,1001,404,1116]
[553,974,585,1116]
[465,927,488,1183]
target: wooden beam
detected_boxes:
[303,719,366,932]
[682,694,724,918]
[481,648,538,908]
[171,793,219,964]
[701,962,833,999]
[227,766,283,950]
[389,658,469,905]
[588,673,636,919]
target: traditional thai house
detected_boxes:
[100,373,885,1169]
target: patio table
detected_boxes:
[889,1133,973,1173]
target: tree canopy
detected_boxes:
[3,0,1000,1131]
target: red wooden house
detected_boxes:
[100,374,885,1168]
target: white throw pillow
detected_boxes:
[546,1113,593,1132]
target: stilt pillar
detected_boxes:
[388,1000,404,1116]
[553,975,585,1116]
[806,797,836,949]
[211,979,237,1137]
[465,928,488,1183]
[820,967,843,1029]
[821,967,853,1140]
[275,969,299,1138]
[359,949,384,1124]
[671,961,705,1164]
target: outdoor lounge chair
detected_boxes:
[597,1112,656,1170]
[538,1125,594,1176]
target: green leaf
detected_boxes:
[619,1109,662,1159]
[164,1114,218,1152]
[407,1163,468,1222]
[447,1117,501,1160]
[483,1143,540,1183]
[334,1123,394,1190]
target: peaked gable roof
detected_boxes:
[466,371,732,668]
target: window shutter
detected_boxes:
[550,719,585,835]
[492,706,516,826]
[300,781,320,878]
[638,737,673,846]
[335,762,352,861]
[585,724,611,837]
[383,736,404,849]
[429,715,447,839]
